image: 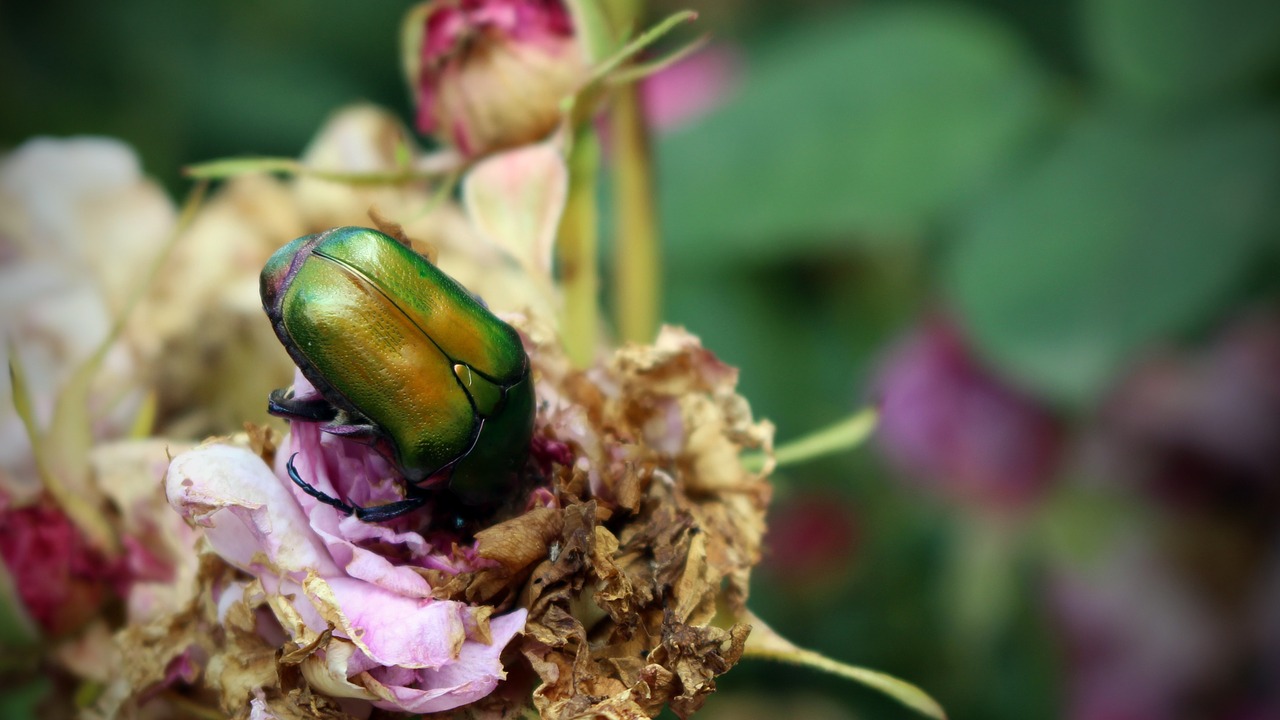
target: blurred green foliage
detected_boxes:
[5,0,1279,718]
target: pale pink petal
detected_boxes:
[166,444,339,577]
[365,608,527,714]
[462,142,567,276]
[318,576,470,669]
[277,423,438,598]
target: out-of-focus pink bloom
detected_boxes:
[0,496,128,637]
[405,0,587,157]
[1099,309,1280,511]
[166,372,525,715]
[762,491,858,589]
[640,45,743,132]
[1051,537,1227,720]
[873,318,1062,511]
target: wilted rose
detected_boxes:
[166,373,526,715]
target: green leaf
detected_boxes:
[0,677,51,720]
[658,4,1054,264]
[946,109,1280,404]
[1086,0,1280,102]
[0,559,39,655]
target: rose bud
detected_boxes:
[402,0,589,157]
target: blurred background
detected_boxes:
[4,0,1280,718]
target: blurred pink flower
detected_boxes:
[640,44,743,132]
[873,317,1062,510]
[1051,537,1227,720]
[0,496,127,637]
[405,0,587,156]
[1099,308,1280,511]
[762,491,858,589]
[165,371,525,714]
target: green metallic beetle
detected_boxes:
[260,226,535,522]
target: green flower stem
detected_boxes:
[586,9,698,85]
[742,406,879,472]
[185,156,458,185]
[610,82,660,344]
[559,128,602,367]
[739,608,947,719]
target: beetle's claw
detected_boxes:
[286,453,356,515]
[286,453,431,523]
[269,389,338,423]
[351,495,431,523]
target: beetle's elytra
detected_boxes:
[261,226,534,522]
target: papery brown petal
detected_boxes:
[96,552,234,718]
[650,618,750,719]
[476,506,565,571]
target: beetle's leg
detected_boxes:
[323,422,380,443]
[285,453,356,515]
[286,454,430,523]
[269,389,338,423]
[351,493,430,523]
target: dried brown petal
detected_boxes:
[496,327,773,720]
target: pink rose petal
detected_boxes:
[364,608,527,714]
[166,444,339,577]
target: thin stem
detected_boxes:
[558,129,602,367]
[739,608,947,719]
[586,10,698,85]
[607,33,708,85]
[185,155,460,185]
[742,406,879,472]
[610,83,660,344]
[743,642,946,720]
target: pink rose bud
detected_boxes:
[403,0,588,156]
[873,317,1063,511]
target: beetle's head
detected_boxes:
[260,231,326,318]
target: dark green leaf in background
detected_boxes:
[1085,0,1280,103]
[657,3,1056,264]
[946,108,1280,404]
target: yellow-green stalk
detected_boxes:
[558,129,602,366]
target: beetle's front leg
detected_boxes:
[323,421,381,443]
[323,422,403,469]
[352,492,431,523]
[285,453,356,515]
[268,388,338,423]
[286,454,431,522]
